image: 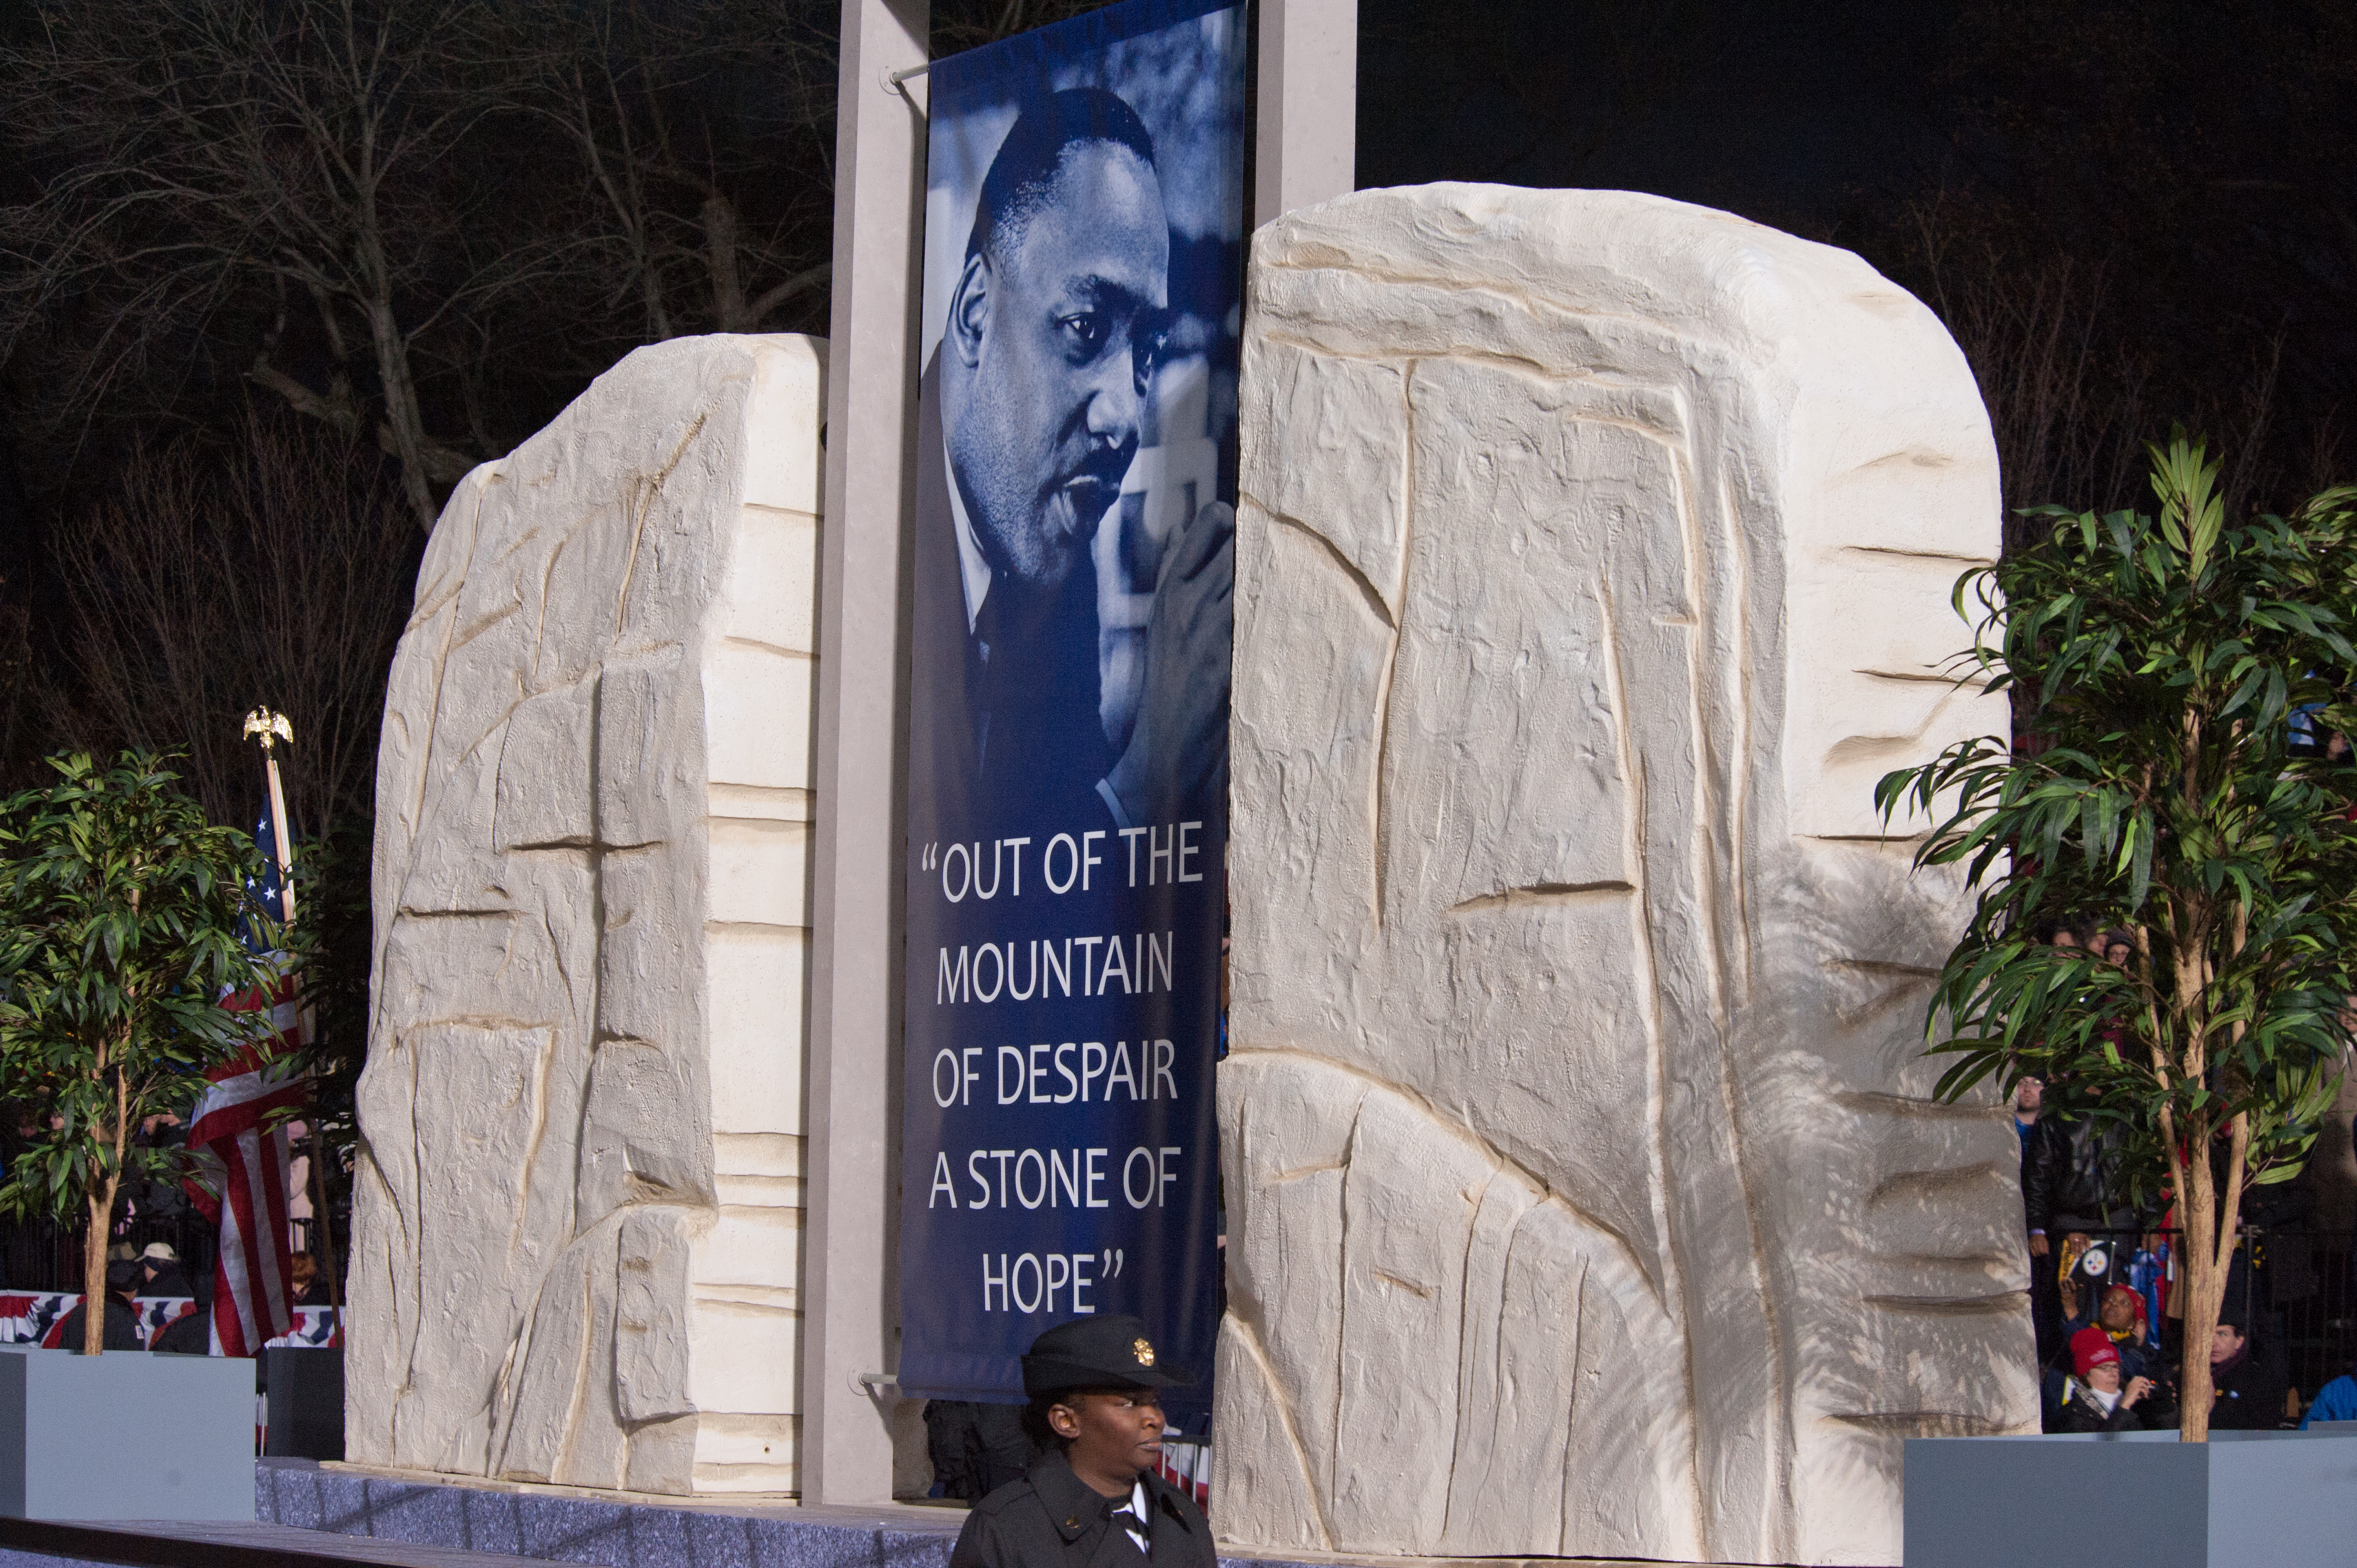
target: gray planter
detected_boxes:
[1906,1428,2357,1567]
[0,1347,254,1519]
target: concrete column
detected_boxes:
[804,0,927,1507]
[1254,0,1357,225]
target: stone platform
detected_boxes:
[242,1462,1713,1568]
[0,1517,552,1568]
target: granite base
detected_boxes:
[256,1463,1695,1568]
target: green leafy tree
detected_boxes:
[0,753,280,1354]
[1879,436,2357,1441]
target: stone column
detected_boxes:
[1254,0,1357,225]
[1216,187,2036,1566]
[350,333,825,1495]
[801,0,929,1508]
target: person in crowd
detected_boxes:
[2054,1325,2159,1432]
[2208,1305,2288,1429]
[2024,1091,2136,1261]
[927,1400,1039,1502]
[139,1241,192,1298]
[2101,930,2134,967]
[2067,1285,2161,1378]
[56,1260,143,1353]
[2299,1360,2357,1427]
[290,1252,336,1307]
[2064,1283,2175,1424]
[949,1314,1211,1568]
[150,1275,213,1355]
[2012,1074,2044,1155]
[2023,912,2119,1360]
[2013,1073,2070,1365]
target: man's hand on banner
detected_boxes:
[1105,499,1233,828]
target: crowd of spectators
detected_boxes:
[2015,918,2339,1432]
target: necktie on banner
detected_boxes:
[186,971,308,1357]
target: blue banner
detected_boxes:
[897,0,1243,1420]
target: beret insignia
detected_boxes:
[1133,1338,1156,1366]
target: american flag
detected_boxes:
[183,805,308,1357]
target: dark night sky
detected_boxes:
[1354,0,1959,238]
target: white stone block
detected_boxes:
[706,818,810,929]
[705,926,807,1137]
[724,507,822,654]
[704,642,816,791]
[1221,187,2027,1567]
[353,334,826,1497]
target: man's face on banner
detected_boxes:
[948,138,1170,597]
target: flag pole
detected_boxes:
[240,706,341,1335]
[242,708,296,926]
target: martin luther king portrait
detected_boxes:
[909,86,1235,850]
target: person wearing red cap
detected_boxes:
[2054,1324,2158,1432]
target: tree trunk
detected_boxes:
[365,298,440,535]
[80,1177,116,1357]
[2179,1225,2219,1440]
[83,1059,128,1356]
[2174,1111,2251,1442]
[703,191,747,332]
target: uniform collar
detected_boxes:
[1027,1451,1192,1544]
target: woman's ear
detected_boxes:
[1048,1397,1083,1438]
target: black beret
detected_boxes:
[1022,1314,1195,1395]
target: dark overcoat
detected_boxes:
[948,1451,1213,1568]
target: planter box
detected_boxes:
[1907,1430,2357,1567]
[259,1347,342,1461]
[0,1347,254,1519]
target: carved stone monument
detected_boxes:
[350,185,2035,1560]
[349,334,824,1495]
[1214,186,2034,1566]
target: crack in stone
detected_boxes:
[614,411,709,633]
[1866,1163,2008,1209]
[1224,1313,1336,1550]
[1445,880,1635,915]
[1861,1292,2022,1317]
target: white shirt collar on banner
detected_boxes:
[944,422,994,635]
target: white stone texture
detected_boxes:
[351,334,824,1497]
[1219,187,2033,1567]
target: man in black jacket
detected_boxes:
[2023,1109,2137,1245]
[949,1316,1213,1568]
[2208,1306,2288,1430]
[57,1261,143,1353]
[2023,1087,2140,1355]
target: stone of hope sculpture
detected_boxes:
[1213,185,2035,1567]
